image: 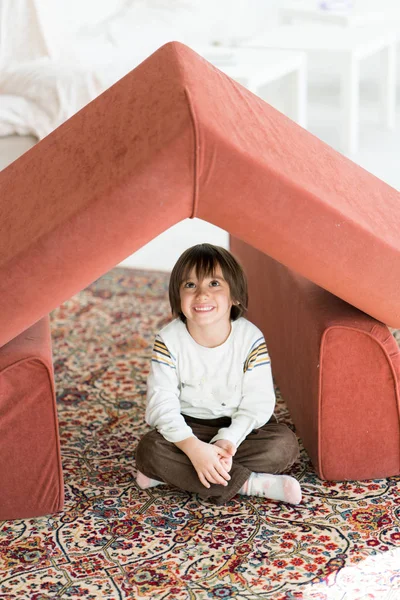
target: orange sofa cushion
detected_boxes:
[0,318,64,519]
[0,42,399,351]
[231,237,400,480]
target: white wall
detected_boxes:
[119,219,229,272]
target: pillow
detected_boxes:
[0,58,123,139]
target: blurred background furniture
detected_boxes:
[244,24,397,155]
[281,0,388,27]
[198,46,307,127]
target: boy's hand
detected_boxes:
[175,437,232,488]
[213,440,237,472]
[190,440,232,488]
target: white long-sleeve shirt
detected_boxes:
[145,317,276,448]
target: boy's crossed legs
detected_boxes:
[135,415,301,505]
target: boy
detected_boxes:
[136,243,301,505]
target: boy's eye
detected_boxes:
[184,282,195,288]
[210,280,220,287]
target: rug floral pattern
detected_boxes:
[1,268,400,599]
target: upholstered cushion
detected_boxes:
[0,317,63,519]
[231,237,400,480]
[0,41,399,345]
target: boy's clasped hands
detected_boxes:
[176,437,236,488]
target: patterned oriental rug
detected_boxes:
[1,267,400,600]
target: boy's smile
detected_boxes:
[179,266,234,347]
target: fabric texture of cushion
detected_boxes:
[0,317,64,520]
[0,41,399,353]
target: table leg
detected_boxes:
[243,78,258,97]
[282,66,308,128]
[340,53,359,155]
[381,41,396,130]
[260,62,308,128]
[292,56,307,129]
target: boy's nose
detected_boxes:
[196,285,209,298]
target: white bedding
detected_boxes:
[0,0,269,139]
[0,58,136,139]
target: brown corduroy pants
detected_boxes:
[135,414,300,505]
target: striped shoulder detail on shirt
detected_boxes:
[243,336,270,373]
[151,337,176,369]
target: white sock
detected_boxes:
[239,473,302,505]
[136,470,165,490]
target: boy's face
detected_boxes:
[179,265,234,332]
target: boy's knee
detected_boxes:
[275,425,300,466]
[135,429,174,471]
[135,431,158,470]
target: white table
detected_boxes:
[244,25,397,155]
[281,1,387,27]
[196,46,308,128]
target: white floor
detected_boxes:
[1,80,399,272]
